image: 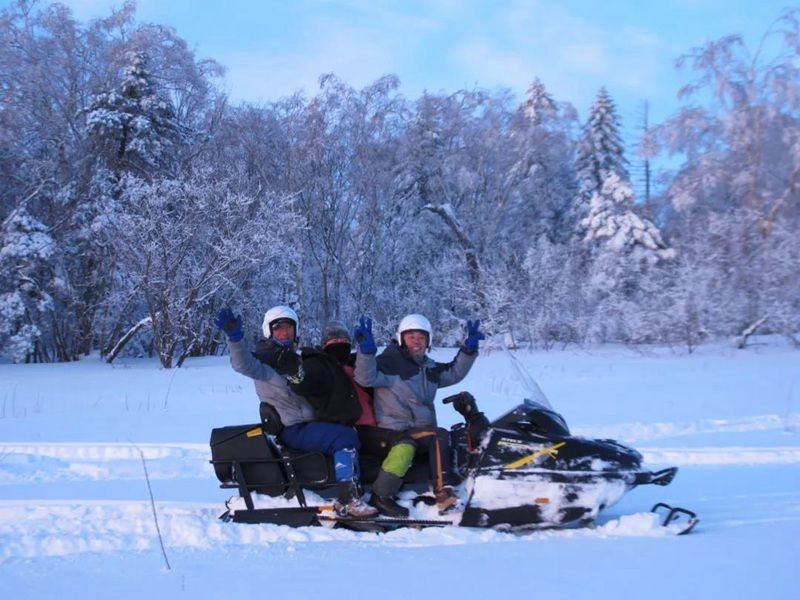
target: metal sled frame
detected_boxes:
[210,430,328,513]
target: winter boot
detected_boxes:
[435,486,458,513]
[370,468,409,517]
[335,481,378,518]
[369,494,410,518]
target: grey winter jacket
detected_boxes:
[354,341,477,431]
[227,338,315,427]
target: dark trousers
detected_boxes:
[281,421,360,482]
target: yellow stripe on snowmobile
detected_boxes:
[246,427,263,438]
[503,441,566,470]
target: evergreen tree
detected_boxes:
[574,88,629,226]
[581,172,674,262]
[510,78,577,242]
[521,78,558,127]
[0,208,54,362]
[85,50,185,175]
[572,90,674,343]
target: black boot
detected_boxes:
[369,494,410,518]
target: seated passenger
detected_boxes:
[354,313,485,513]
[316,320,377,428]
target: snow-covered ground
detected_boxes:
[1,339,798,599]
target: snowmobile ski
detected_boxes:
[317,514,452,531]
[651,502,699,535]
[219,504,451,530]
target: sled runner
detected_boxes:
[210,396,698,532]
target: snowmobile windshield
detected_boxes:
[491,399,571,437]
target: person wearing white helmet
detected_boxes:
[353,313,485,515]
[260,305,300,345]
[214,305,377,518]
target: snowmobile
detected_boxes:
[209,392,697,533]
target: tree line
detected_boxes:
[1,1,798,366]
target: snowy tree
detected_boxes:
[582,172,674,262]
[629,101,657,204]
[509,79,578,242]
[573,88,629,228]
[568,87,674,343]
[85,50,186,175]
[577,172,674,343]
[106,169,302,368]
[384,90,478,333]
[0,1,227,361]
[0,207,54,362]
[521,78,559,126]
[281,74,405,327]
[521,236,588,347]
[0,2,133,361]
[655,9,800,343]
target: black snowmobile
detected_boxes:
[209,393,697,533]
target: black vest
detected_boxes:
[253,342,362,425]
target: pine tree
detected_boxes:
[574,88,629,224]
[511,78,577,242]
[85,50,184,174]
[572,88,672,261]
[581,172,675,262]
[0,208,54,362]
[522,78,558,127]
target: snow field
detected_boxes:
[0,340,798,599]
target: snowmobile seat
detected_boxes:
[210,424,332,497]
[210,422,434,501]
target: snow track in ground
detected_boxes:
[2,410,799,485]
[573,412,800,443]
[641,446,800,465]
[1,411,798,562]
[0,442,211,482]
[0,498,712,562]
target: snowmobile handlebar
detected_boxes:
[442,391,479,417]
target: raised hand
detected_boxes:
[353,316,377,354]
[214,308,243,342]
[464,319,485,353]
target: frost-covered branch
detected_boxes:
[423,202,486,310]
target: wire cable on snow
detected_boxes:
[133,443,172,571]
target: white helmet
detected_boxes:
[262,305,299,339]
[396,313,432,347]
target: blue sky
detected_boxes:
[8,1,794,131]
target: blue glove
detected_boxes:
[214,307,243,342]
[464,319,485,353]
[353,316,377,354]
